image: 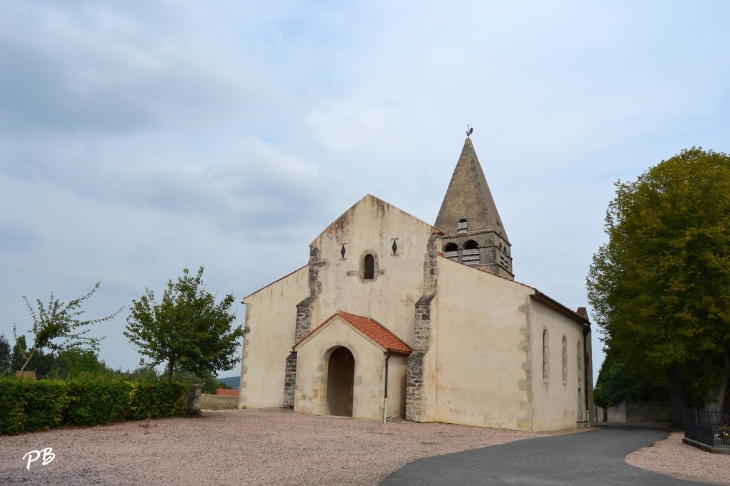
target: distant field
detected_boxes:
[217,375,240,389]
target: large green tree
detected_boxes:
[587,148,730,427]
[124,267,244,383]
[16,283,119,373]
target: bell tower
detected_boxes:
[435,137,513,279]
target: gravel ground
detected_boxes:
[626,431,730,485]
[1,408,543,485]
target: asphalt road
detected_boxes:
[382,424,706,486]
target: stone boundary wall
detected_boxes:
[201,394,239,410]
[607,401,670,423]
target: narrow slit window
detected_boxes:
[363,254,375,280]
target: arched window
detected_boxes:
[443,243,459,261]
[542,329,549,381]
[562,336,567,384]
[462,240,480,265]
[457,218,468,234]
[363,254,375,280]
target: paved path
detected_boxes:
[382,424,706,485]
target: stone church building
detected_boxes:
[238,138,594,431]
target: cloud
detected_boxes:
[0,1,275,135]
[307,100,400,153]
[0,134,325,240]
[0,221,41,253]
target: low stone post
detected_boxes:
[186,384,202,414]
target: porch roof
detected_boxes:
[293,310,412,355]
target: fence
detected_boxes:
[683,408,730,450]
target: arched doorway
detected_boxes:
[326,347,355,417]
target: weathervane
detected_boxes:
[466,125,473,138]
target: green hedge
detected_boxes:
[129,382,189,420]
[0,378,192,435]
[0,380,70,435]
[65,380,134,426]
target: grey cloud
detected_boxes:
[0,134,328,240]
[0,2,275,135]
[0,39,155,134]
[0,221,41,253]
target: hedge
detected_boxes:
[0,377,192,435]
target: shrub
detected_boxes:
[65,379,133,426]
[0,378,69,434]
[0,379,24,434]
[0,377,193,435]
[128,382,190,420]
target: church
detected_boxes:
[238,138,594,431]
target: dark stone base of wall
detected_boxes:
[682,437,730,455]
[283,352,297,408]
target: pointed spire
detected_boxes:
[435,138,508,242]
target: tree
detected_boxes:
[587,148,730,427]
[0,333,11,375]
[593,350,668,409]
[124,267,245,384]
[49,348,111,379]
[15,283,120,373]
[11,334,54,377]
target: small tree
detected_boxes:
[15,283,120,373]
[0,333,11,375]
[124,267,244,384]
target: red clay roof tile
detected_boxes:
[295,311,412,355]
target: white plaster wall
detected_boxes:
[386,355,408,418]
[239,266,309,408]
[294,318,389,421]
[429,257,531,430]
[309,194,438,344]
[529,298,588,431]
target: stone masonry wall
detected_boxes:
[406,233,439,422]
[517,297,534,430]
[284,246,326,408]
[283,352,298,408]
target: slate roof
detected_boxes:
[294,311,412,355]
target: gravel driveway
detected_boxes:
[0,408,541,485]
[627,431,730,485]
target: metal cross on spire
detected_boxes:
[466,125,473,138]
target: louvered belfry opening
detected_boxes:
[462,240,480,266]
[443,243,459,261]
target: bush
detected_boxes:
[0,378,69,434]
[65,379,133,426]
[0,377,193,435]
[128,382,190,420]
[0,379,25,434]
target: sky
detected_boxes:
[1,1,729,383]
